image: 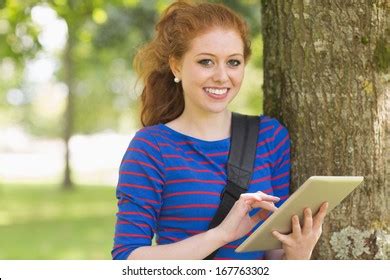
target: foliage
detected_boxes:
[212,0,262,36]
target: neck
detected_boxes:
[174,109,232,141]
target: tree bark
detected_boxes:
[262,0,389,259]
[62,27,75,190]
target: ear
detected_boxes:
[169,56,182,79]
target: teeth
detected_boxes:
[204,88,228,95]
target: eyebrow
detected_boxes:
[195,52,244,58]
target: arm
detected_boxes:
[128,227,225,260]
[270,121,291,208]
[263,120,290,260]
[128,192,280,260]
[112,130,165,260]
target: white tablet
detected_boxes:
[235,176,364,252]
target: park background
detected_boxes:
[0,0,389,259]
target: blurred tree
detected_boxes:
[1,0,161,188]
[53,0,165,188]
[0,0,41,128]
[262,0,389,259]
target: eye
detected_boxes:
[197,59,214,67]
[227,59,241,67]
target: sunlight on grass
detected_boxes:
[0,184,118,259]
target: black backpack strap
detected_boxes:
[204,112,260,260]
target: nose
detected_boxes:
[212,64,229,84]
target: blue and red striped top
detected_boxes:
[112,115,290,260]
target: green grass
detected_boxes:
[0,184,117,259]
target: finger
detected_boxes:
[231,199,252,217]
[313,202,329,229]
[252,201,277,211]
[256,191,280,202]
[272,231,292,246]
[241,192,280,203]
[241,197,279,210]
[291,215,302,238]
[229,199,253,220]
[302,208,313,235]
[242,191,279,200]
[243,200,254,213]
[251,200,278,212]
[244,198,278,209]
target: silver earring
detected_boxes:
[174,77,180,83]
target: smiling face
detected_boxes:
[170,28,245,117]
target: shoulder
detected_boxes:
[257,116,290,162]
[259,115,289,137]
[122,125,166,170]
[133,125,162,138]
[128,125,166,152]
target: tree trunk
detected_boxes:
[62,27,75,190]
[262,0,389,259]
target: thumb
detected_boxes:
[272,231,289,244]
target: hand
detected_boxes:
[272,202,329,260]
[216,191,280,244]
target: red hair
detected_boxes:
[133,0,251,127]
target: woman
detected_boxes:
[112,0,328,260]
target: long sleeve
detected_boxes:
[270,120,291,207]
[112,129,165,260]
